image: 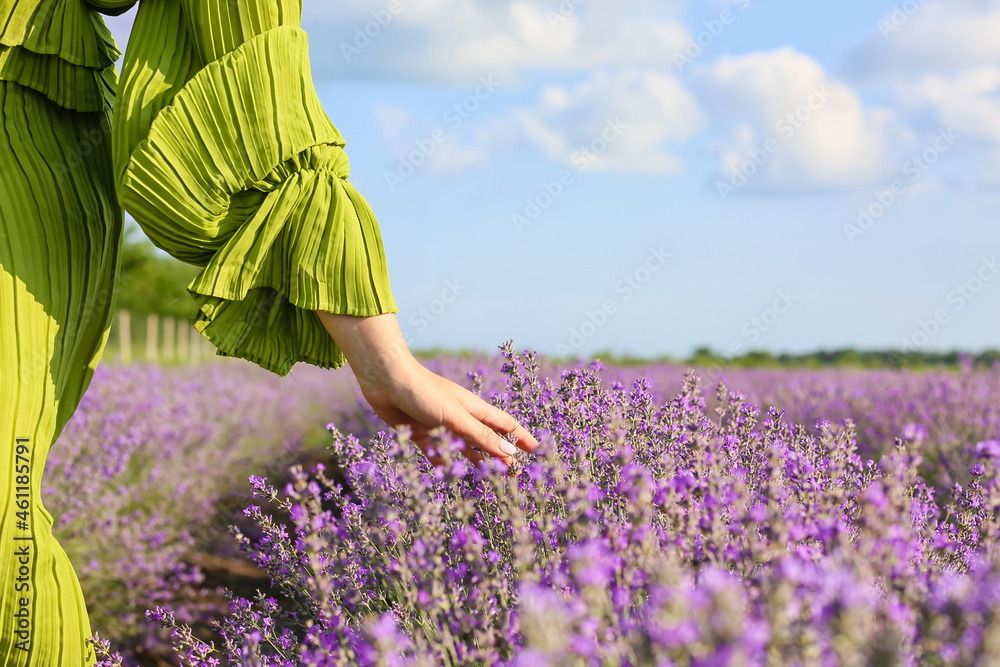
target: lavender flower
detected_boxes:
[82,346,1000,665]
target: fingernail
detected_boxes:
[499,440,517,456]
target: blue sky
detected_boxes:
[105,0,1000,360]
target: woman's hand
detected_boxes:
[316,311,539,470]
[357,356,539,469]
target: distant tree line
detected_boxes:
[116,226,999,370]
[687,347,1000,370]
[585,346,1000,370]
[115,223,201,320]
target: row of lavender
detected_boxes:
[55,347,1000,664]
[48,361,365,656]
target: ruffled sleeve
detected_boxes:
[85,0,137,16]
[0,0,133,111]
[113,0,399,378]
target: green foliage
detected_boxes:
[116,223,201,320]
[678,347,1000,370]
[555,346,1000,370]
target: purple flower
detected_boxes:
[75,346,1000,666]
[902,423,929,441]
[976,440,1000,459]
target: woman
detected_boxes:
[1,0,538,663]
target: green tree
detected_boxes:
[116,223,201,320]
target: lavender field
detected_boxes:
[57,344,1000,666]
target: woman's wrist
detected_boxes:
[315,311,421,395]
[316,309,541,470]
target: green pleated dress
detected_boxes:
[1,0,129,664]
[115,0,399,378]
[1,0,398,663]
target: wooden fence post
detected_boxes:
[177,320,189,365]
[110,310,228,366]
[163,317,175,363]
[118,310,131,364]
[190,325,201,365]
[146,313,159,364]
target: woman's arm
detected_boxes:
[316,311,539,470]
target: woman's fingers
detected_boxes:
[401,414,490,469]
[370,405,446,467]
[458,444,487,467]
[445,409,519,467]
[387,408,504,469]
[361,368,537,472]
[419,447,446,468]
[459,390,540,454]
[421,428,488,467]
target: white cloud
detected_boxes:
[510,68,703,174]
[898,67,1000,180]
[306,0,689,83]
[838,0,1000,182]
[842,0,1000,81]
[901,68,1000,139]
[699,48,907,191]
[106,1,690,84]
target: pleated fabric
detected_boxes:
[0,1,399,661]
[0,81,121,667]
[115,0,400,378]
[0,0,126,111]
[1,2,130,664]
